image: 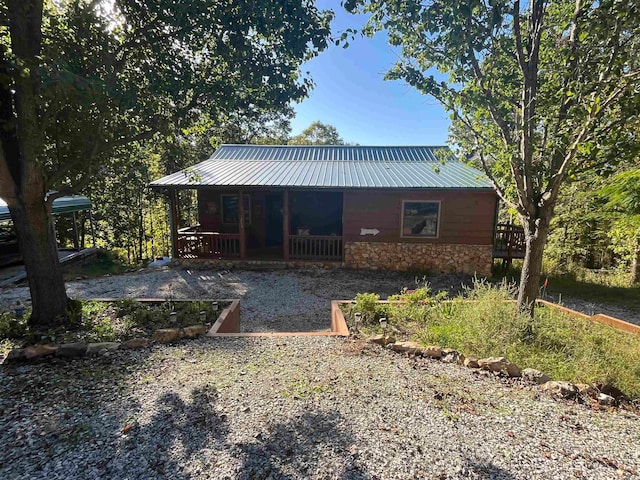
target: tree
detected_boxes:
[0,0,332,326]
[347,0,640,313]
[289,121,345,145]
[600,169,640,284]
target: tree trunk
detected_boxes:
[10,200,69,327]
[632,238,640,284]
[517,218,550,315]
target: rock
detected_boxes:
[422,345,442,358]
[478,357,521,377]
[575,383,598,399]
[367,334,386,345]
[121,338,150,349]
[86,342,120,356]
[597,383,625,401]
[389,341,422,354]
[154,328,180,344]
[24,345,57,360]
[4,349,26,362]
[56,342,87,358]
[441,349,464,364]
[181,325,208,338]
[464,357,480,368]
[541,381,579,399]
[597,393,617,406]
[522,368,551,385]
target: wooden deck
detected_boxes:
[493,223,526,266]
[0,248,98,287]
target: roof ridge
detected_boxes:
[218,144,449,149]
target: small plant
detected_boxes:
[352,292,383,322]
[0,311,28,339]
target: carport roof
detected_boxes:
[149,145,492,189]
[0,195,92,222]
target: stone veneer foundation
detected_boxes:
[344,242,493,276]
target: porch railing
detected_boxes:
[289,235,342,261]
[177,229,240,258]
[493,223,526,259]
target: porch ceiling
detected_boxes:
[150,145,492,190]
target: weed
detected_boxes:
[347,279,640,400]
[282,378,328,398]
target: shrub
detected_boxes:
[352,292,383,322]
[0,311,28,339]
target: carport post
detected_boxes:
[89,210,96,247]
[72,212,80,250]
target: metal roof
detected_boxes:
[0,195,92,223]
[150,145,492,189]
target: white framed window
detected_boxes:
[401,200,440,238]
[221,194,251,225]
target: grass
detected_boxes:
[0,299,227,350]
[493,263,640,312]
[64,249,131,279]
[344,280,640,401]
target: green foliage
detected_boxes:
[351,292,384,322]
[1,299,224,346]
[412,283,640,400]
[0,311,28,340]
[0,0,334,325]
[346,280,640,399]
[348,0,640,309]
[289,121,345,145]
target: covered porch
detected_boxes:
[168,188,344,263]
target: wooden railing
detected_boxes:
[493,223,526,259]
[177,230,240,258]
[289,235,342,261]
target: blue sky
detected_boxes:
[290,4,451,146]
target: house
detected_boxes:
[150,145,498,275]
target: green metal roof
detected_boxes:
[0,195,92,222]
[150,145,492,189]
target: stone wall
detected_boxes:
[344,242,493,276]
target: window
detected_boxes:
[221,194,251,225]
[401,200,440,238]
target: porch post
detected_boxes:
[168,189,180,258]
[283,190,290,261]
[238,190,247,260]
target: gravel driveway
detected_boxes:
[1,336,639,479]
[0,267,471,332]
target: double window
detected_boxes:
[401,200,440,238]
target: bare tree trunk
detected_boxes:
[632,238,640,284]
[10,200,69,326]
[517,218,550,315]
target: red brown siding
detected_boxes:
[343,189,497,245]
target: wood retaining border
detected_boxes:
[88,297,238,329]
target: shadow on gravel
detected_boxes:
[125,385,228,477]
[463,460,516,479]
[236,411,369,480]
[121,385,368,479]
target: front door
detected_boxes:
[265,193,283,247]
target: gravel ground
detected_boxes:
[1,266,639,330]
[0,267,472,332]
[1,336,639,480]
